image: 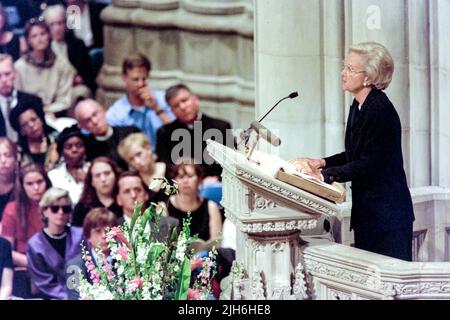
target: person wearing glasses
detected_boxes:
[290,42,415,261]
[26,187,83,299]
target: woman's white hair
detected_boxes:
[349,42,394,90]
[43,4,66,21]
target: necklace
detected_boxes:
[44,228,67,240]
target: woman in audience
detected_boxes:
[48,125,90,204]
[0,138,18,233]
[9,102,58,170]
[0,236,13,300]
[167,159,222,243]
[27,187,83,299]
[14,17,75,117]
[1,163,51,297]
[117,132,168,202]
[0,4,27,61]
[72,157,122,227]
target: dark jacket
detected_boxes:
[155,114,233,177]
[83,125,140,170]
[65,31,97,92]
[322,89,414,233]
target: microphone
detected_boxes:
[258,91,299,122]
[250,121,281,146]
[240,91,299,148]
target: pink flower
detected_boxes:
[107,227,131,249]
[128,277,143,293]
[90,270,100,284]
[117,245,129,261]
[187,288,202,300]
[191,256,204,271]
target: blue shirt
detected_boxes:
[106,88,175,148]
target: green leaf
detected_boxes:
[146,243,165,268]
[129,202,143,242]
[175,257,191,300]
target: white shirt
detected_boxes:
[221,218,236,250]
[47,161,91,204]
[74,6,94,48]
[0,90,18,142]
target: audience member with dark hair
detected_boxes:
[116,171,178,241]
[106,53,174,147]
[9,100,58,170]
[72,156,122,227]
[166,159,222,244]
[48,124,89,203]
[0,138,17,229]
[0,4,27,62]
[66,207,118,300]
[156,83,233,180]
[27,187,83,299]
[0,163,51,297]
[0,236,13,300]
[74,99,140,170]
[0,53,44,143]
[14,17,75,117]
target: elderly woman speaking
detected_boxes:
[291,42,415,261]
[26,187,83,299]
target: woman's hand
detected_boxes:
[288,157,325,178]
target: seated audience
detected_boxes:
[117,132,168,201]
[166,160,222,243]
[14,17,75,117]
[72,157,122,227]
[1,163,51,297]
[0,236,13,300]
[26,187,83,299]
[9,101,58,170]
[116,171,178,241]
[0,53,44,143]
[0,138,17,233]
[106,53,174,147]
[0,4,27,62]
[48,125,90,203]
[74,99,140,170]
[66,207,118,300]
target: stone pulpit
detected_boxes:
[207,140,340,300]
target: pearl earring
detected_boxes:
[363,82,367,87]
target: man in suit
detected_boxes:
[115,171,179,242]
[0,53,44,142]
[156,84,234,182]
[74,98,139,170]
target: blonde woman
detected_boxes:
[291,42,414,261]
[117,132,167,195]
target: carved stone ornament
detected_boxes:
[235,168,338,217]
[251,271,266,300]
[253,193,278,211]
[293,263,309,300]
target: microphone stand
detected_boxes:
[239,91,298,161]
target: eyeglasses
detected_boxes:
[28,16,45,25]
[342,61,366,76]
[47,205,72,214]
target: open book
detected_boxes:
[249,150,346,204]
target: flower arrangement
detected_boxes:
[78,179,218,300]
